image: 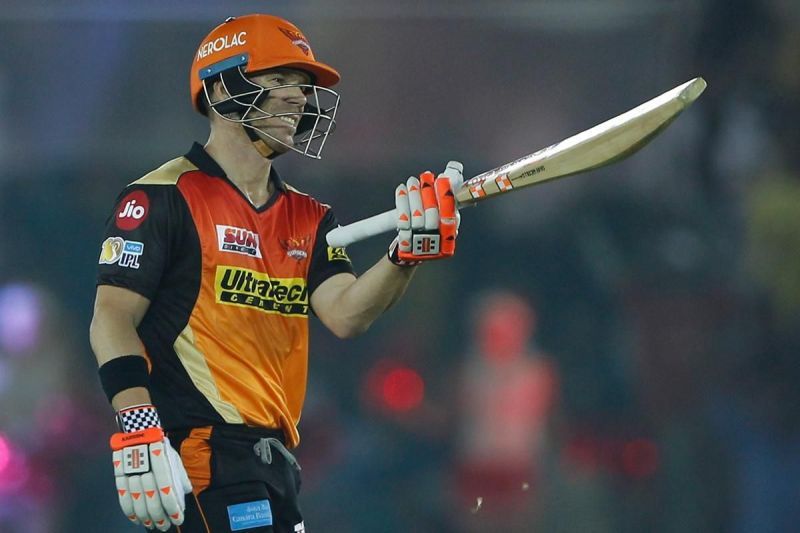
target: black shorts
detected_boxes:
[167,425,304,533]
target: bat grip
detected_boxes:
[326,209,397,247]
[326,161,464,247]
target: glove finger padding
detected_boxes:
[395,184,413,254]
[406,177,424,230]
[141,471,170,531]
[420,171,439,231]
[435,175,457,256]
[128,475,154,529]
[150,438,188,526]
[114,468,139,524]
[395,184,411,231]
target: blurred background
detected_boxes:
[1,0,799,531]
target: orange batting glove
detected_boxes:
[388,165,462,266]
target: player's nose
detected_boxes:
[281,86,307,107]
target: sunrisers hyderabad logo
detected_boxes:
[279,236,311,261]
[215,266,308,316]
[278,27,311,56]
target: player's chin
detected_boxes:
[257,129,296,153]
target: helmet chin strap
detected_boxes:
[243,126,278,159]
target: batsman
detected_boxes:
[90,13,461,532]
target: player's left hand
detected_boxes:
[388,164,462,266]
[110,427,192,531]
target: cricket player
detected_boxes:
[90,14,460,532]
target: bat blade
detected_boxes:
[455,77,706,204]
[326,77,706,248]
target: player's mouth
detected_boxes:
[277,115,298,127]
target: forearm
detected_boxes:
[320,256,417,337]
[90,308,152,409]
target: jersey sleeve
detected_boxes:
[307,208,356,296]
[96,185,181,300]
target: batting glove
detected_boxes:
[388,164,462,266]
[110,405,192,531]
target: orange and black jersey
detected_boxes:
[96,143,354,448]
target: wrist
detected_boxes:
[98,355,150,404]
[387,237,422,267]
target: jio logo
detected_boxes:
[115,190,150,231]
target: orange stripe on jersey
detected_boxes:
[177,171,326,448]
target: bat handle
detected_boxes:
[326,209,397,247]
[326,161,464,247]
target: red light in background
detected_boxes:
[364,360,426,414]
[382,367,425,413]
[621,438,659,479]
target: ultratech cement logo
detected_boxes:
[217,225,262,258]
[215,266,308,316]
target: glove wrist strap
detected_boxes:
[388,238,421,267]
[117,404,162,433]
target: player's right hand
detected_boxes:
[388,164,463,266]
[110,427,192,531]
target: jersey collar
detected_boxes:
[185,142,287,193]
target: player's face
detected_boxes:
[247,68,311,153]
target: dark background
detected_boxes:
[1,0,798,531]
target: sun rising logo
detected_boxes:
[277,27,311,56]
[217,225,262,258]
[115,190,150,230]
[279,236,311,261]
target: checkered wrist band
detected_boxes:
[117,404,162,433]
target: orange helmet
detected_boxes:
[190,14,340,113]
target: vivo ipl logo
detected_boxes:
[217,225,262,258]
[99,237,145,269]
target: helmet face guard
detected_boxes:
[190,14,342,160]
[200,55,340,160]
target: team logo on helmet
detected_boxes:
[278,27,311,56]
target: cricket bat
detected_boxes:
[326,77,707,248]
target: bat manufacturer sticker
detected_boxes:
[468,183,486,199]
[115,190,150,231]
[495,174,514,191]
[99,237,145,269]
[514,165,545,182]
[217,225,262,258]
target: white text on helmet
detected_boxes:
[197,32,247,61]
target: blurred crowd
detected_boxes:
[1,0,798,531]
